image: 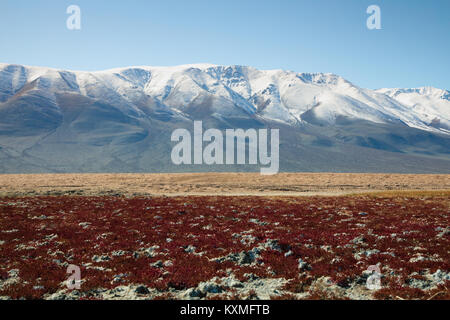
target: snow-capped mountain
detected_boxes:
[1,63,448,133]
[0,63,449,173]
[377,87,450,132]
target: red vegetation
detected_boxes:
[0,194,448,300]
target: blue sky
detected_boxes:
[0,0,448,89]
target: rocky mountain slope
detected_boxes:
[0,63,449,173]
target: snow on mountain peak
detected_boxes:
[377,87,450,132]
[378,87,449,99]
[0,62,448,134]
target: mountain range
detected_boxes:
[0,62,449,173]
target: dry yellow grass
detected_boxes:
[0,173,449,197]
[350,190,450,198]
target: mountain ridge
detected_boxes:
[1,62,448,133]
[0,63,449,173]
